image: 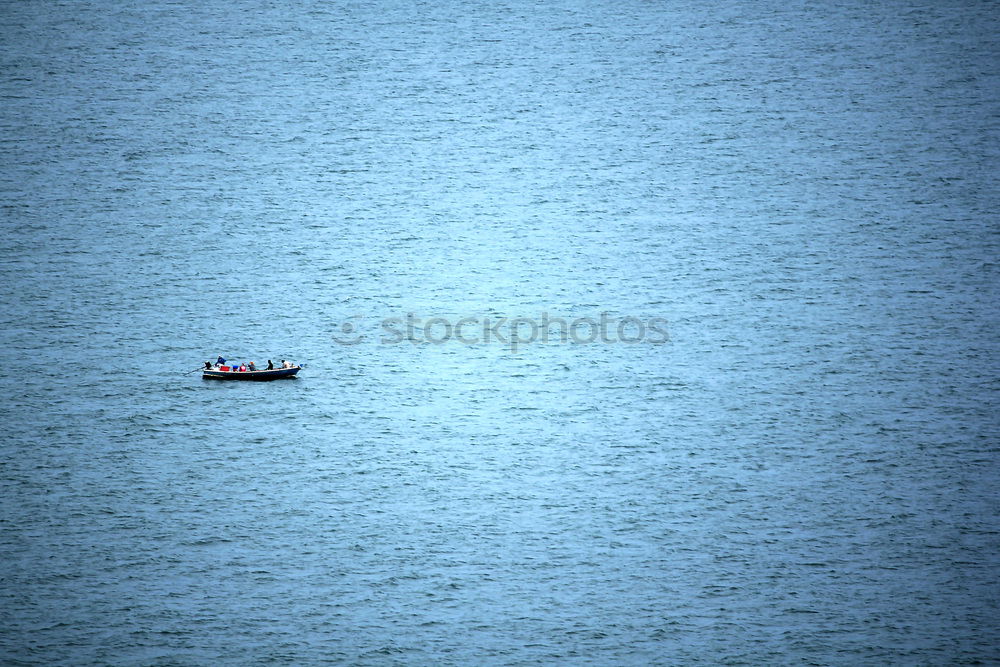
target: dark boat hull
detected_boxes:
[203,367,300,381]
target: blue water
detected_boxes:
[2,0,998,663]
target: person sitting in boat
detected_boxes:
[248,361,257,371]
[238,363,247,372]
[204,361,212,370]
[281,360,291,368]
[215,356,226,368]
[267,360,274,370]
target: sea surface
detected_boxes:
[2,0,998,664]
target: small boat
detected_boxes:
[203,365,301,381]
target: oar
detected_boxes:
[183,366,206,375]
